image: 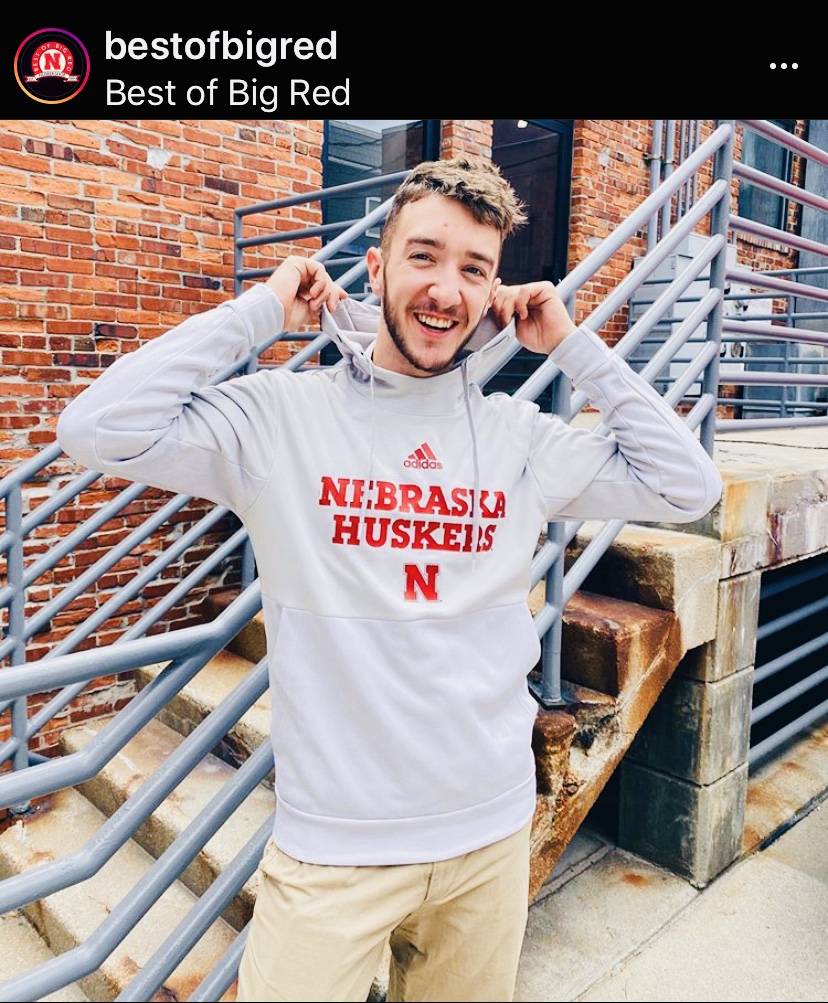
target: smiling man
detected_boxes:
[368,192,504,375]
[57,157,721,1002]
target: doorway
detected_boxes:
[489,119,573,408]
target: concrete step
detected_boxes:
[565,522,720,653]
[561,590,681,697]
[199,590,266,665]
[528,590,688,899]
[135,649,270,770]
[0,910,90,1000]
[0,787,237,1001]
[60,716,274,931]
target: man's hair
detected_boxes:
[380,157,528,252]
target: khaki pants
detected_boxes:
[237,822,531,1002]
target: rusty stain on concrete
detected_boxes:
[621,872,650,887]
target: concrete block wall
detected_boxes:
[619,570,759,886]
[616,444,828,887]
[566,518,745,885]
[614,469,765,885]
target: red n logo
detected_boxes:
[404,563,440,601]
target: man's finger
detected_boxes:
[326,285,348,312]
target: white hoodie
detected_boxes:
[57,283,722,865]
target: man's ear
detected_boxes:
[487,276,501,311]
[366,246,384,298]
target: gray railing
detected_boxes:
[0,119,825,1000]
[718,119,828,428]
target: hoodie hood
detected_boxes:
[321,298,520,390]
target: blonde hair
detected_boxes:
[380,157,527,252]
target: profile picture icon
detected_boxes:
[15,28,90,104]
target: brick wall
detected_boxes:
[0,119,324,458]
[0,119,325,758]
[440,121,493,160]
[567,120,654,340]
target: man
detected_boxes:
[57,157,722,1002]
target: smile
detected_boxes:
[414,312,457,332]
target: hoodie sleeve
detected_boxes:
[57,283,286,515]
[528,326,722,523]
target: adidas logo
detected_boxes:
[404,442,443,470]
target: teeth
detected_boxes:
[416,313,454,330]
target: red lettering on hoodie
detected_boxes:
[404,563,440,601]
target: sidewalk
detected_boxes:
[515,720,828,1002]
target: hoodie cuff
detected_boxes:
[242,282,286,339]
[549,326,614,385]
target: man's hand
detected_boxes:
[266,256,347,331]
[491,281,577,355]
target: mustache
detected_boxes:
[409,301,464,319]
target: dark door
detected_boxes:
[489,120,573,409]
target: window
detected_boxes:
[322,120,441,276]
[739,120,796,230]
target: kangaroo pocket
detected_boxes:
[266,604,540,824]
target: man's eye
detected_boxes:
[464,266,485,277]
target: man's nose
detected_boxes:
[428,268,462,307]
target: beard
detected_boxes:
[381,290,477,376]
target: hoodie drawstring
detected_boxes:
[360,356,379,543]
[461,359,481,573]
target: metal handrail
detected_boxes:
[0,582,262,801]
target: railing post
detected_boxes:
[6,484,31,810]
[235,205,260,588]
[659,120,677,243]
[647,120,665,252]
[233,208,244,302]
[538,367,572,707]
[781,295,794,418]
[700,120,735,454]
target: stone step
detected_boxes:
[199,590,266,665]
[0,788,237,1001]
[527,588,689,899]
[60,716,274,931]
[529,586,682,701]
[561,590,681,697]
[135,649,270,770]
[565,522,720,653]
[0,910,89,1000]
